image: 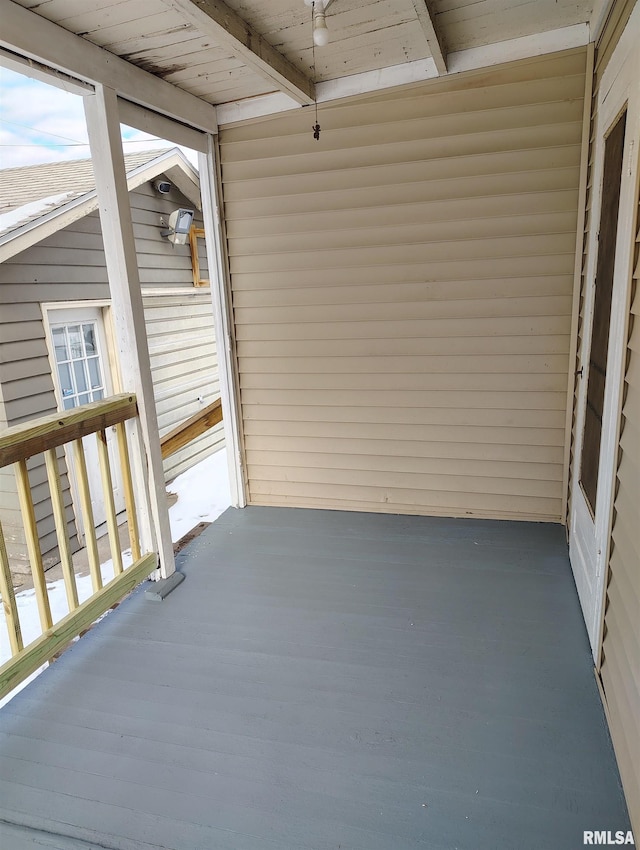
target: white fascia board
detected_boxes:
[0,0,217,134]
[0,149,201,262]
[216,92,301,126]
[217,59,440,125]
[317,58,440,101]
[0,193,93,263]
[217,23,590,127]
[447,23,589,74]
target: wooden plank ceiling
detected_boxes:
[10,0,593,109]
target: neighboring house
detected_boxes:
[0,148,224,574]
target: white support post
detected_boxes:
[83,84,175,579]
[199,135,247,508]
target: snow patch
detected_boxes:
[0,192,76,236]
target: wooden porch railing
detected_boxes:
[0,394,156,701]
[160,398,223,460]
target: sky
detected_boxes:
[0,66,196,170]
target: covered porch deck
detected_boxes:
[0,507,630,849]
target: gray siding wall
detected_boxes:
[145,293,224,481]
[0,176,221,573]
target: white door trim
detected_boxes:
[569,3,640,658]
[592,12,640,666]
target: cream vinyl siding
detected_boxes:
[220,49,586,520]
[600,196,640,836]
[144,294,224,482]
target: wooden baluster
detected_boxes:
[15,459,52,632]
[96,429,123,576]
[71,439,102,593]
[44,449,79,612]
[0,521,23,657]
[115,421,141,561]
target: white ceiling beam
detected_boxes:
[410,0,447,75]
[0,0,217,133]
[117,98,208,153]
[0,47,92,95]
[168,0,315,106]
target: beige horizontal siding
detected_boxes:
[144,294,224,482]
[220,49,587,520]
[600,191,640,836]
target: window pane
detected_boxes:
[57,362,73,397]
[68,325,83,359]
[77,393,90,406]
[93,389,104,402]
[83,324,96,355]
[73,359,88,393]
[88,356,102,389]
[53,328,68,363]
[63,397,76,410]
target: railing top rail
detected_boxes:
[160,398,222,460]
[0,393,138,468]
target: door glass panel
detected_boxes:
[83,324,96,354]
[580,111,627,514]
[53,327,68,363]
[68,325,83,358]
[51,319,106,408]
[88,356,102,389]
[73,360,88,393]
[58,362,73,397]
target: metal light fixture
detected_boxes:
[161,208,194,245]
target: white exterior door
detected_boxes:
[569,28,640,655]
[47,307,126,538]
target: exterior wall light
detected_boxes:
[161,208,194,245]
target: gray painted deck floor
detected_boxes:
[0,507,631,850]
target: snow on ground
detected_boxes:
[166,446,231,542]
[0,449,231,706]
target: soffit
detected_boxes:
[9,0,594,109]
